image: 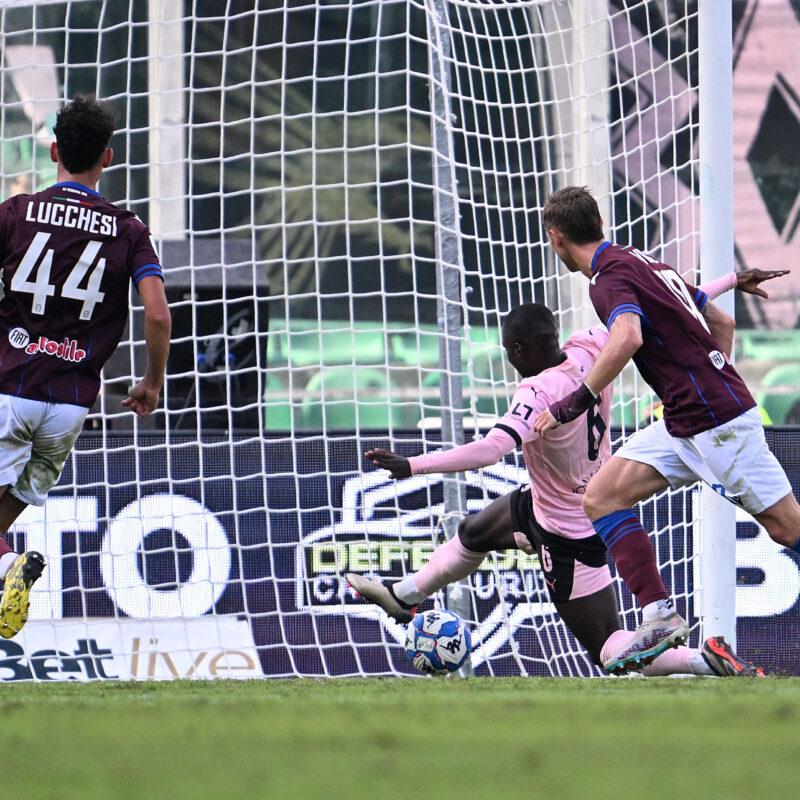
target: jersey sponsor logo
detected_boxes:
[8,326,30,349]
[20,332,87,363]
[709,350,726,369]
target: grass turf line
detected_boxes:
[2,677,800,799]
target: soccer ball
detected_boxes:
[404,609,472,676]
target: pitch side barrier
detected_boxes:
[2,429,798,682]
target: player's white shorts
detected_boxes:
[0,394,88,507]
[616,406,791,515]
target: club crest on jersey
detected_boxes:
[709,350,726,369]
[9,327,87,362]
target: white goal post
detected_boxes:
[0,0,742,680]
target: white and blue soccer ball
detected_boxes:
[404,609,472,676]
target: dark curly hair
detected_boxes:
[502,302,558,343]
[53,94,118,174]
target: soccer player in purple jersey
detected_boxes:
[534,185,800,674]
[348,277,780,677]
[0,95,171,638]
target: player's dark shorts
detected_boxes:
[509,486,612,604]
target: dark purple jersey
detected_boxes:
[0,182,163,407]
[589,242,755,437]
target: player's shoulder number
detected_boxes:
[11,231,106,321]
[627,248,710,334]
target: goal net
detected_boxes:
[0,0,741,680]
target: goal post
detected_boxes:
[0,0,758,680]
[698,0,737,646]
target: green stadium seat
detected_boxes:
[419,358,507,421]
[263,372,292,430]
[737,330,800,362]
[298,367,407,430]
[389,330,441,366]
[268,320,386,368]
[756,363,800,425]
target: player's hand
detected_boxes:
[533,408,559,434]
[537,382,597,431]
[364,448,412,480]
[122,380,162,416]
[736,268,790,298]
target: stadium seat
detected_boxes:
[737,330,800,362]
[269,320,386,368]
[420,356,508,421]
[389,330,441,366]
[263,372,292,430]
[755,363,800,425]
[298,367,407,430]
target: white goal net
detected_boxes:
[0,0,721,680]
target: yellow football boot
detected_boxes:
[0,551,45,639]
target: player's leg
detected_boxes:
[0,490,29,533]
[523,514,621,667]
[0,486,19,577]
[346,492,517,622]
[671,407,800,552]
[754,492,800,551]
[0,399,86,638]
[583,454,675,607]
[583,423,693,671]
[601,630,766,677]
[0,395,36,564]
[530,527,743,676]
[0,396,43,625]
[0,489,30,583]
[399,491,516,596]
[554,585,621,667]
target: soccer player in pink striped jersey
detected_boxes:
[348,273,781,677]
[0,95,171,638]
[535,185,798,675]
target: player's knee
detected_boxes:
[456,516,480,550]
[765,526,799,549]
[755,501,800,548]
[581,490,603,521]
[457,516,498,553]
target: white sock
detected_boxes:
[0,551,19,580]
[394,535,486,605]
[642,597,676,621]
[689,650,714,676]
[393,575,427,605]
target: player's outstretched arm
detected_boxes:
[122,275,171,416]
[699,268,789,301]
[366,427,517,480]
[736,268,789,298]
[365,448,411,480]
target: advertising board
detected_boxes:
[4,431,799,679]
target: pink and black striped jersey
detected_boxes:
[589,242,755,437]
[0,182,162,407]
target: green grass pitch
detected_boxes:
[4,677,800,799]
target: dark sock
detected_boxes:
[592,510,669,607]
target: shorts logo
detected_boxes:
[709,350,726,369]
[24,335,87,363]
[8,327,30,349]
